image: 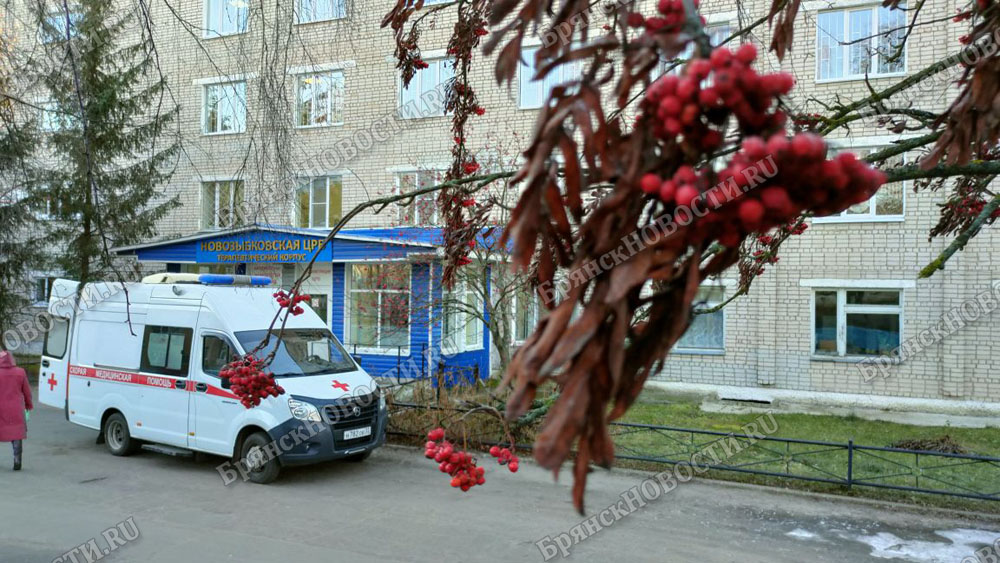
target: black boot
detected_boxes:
[12,440,21,470]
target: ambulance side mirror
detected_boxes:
[221,376,231,390]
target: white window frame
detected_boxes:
[202,81,247,135]
[511,289,539,346]
[295,0,346,24]
[344,263,413,355]
[204,0,248,38]
[200,180,245,230]
[442,280,484,355]
[295,71,345,127]
[394,169,445,226]
[519,46,587,110]
[815,3,907,83]
[39,101,74,132]
[294,176,342,229]
[398,57,453,119]
[674,285,726,355]
[39,10,81,44]
[813,144,906,223]
[660,22,732,77]
[809,286,904,360]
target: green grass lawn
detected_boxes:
[612,388,1000,514]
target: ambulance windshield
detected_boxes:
[235,329,356,377]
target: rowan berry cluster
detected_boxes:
[273,290,311,316]
[488,445,520,472]
[220,356,285,408]
[646,44,793,147]
[424,428,486,492]
[640,132,885,246]
[635,0,705,34]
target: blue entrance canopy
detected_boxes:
[113,224,442,264]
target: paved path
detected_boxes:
[1,400,998,562]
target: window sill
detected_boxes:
[295,122,344,130]
[673,348,725,356]
[350,347,410,356]
[810,354,900,364]
[814,72,907,85]
[812,215,905,224]
[202,130,245,137]
[202,31,248,41]
[295,16,348,26]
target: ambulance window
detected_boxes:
[44,317,69,359]
[202,335,235,377]
[141,326,192,376]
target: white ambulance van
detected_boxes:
[38,273,387,483]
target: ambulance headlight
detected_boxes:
[288,399,322,422]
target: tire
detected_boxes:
[344,450,372,463]
[104,413,141,456]
[240,432,281,484]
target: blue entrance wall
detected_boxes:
[331,262,492,384]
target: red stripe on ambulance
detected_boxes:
[69,365,238,399]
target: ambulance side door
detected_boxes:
[190,331,243,455]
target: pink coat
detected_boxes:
[0,351,33,441]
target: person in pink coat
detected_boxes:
[0,350,33,470]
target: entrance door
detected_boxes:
[190,332,243,455]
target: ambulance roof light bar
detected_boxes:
[198,274,272,286]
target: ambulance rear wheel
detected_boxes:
[104,413,141,456]
[241,432,281,484]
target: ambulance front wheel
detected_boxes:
[104,412,141,456]
[241,432,281,484]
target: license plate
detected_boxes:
[342,426,371,440]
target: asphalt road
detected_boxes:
[2,400,999,563]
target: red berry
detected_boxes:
[675,185,700,208]
[735,43,757,65]
[640,173,662,195]
[626,12,644,27]
[738,199,766,229]
[659,180,677,202]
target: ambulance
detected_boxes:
[38,273,388,483]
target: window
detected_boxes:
[512,288,539,344]
[443,281,483,353]
[399,58,453,118]
[519,46,584,109]
[203,82,247,134]
[141,326,193,376]
[660,23,732,76]
[297,0,346,23]
[296,72,344,126]
[201,180,245,230]
[396,170,444,226]
[814,289,901,357]
[675,286,725,353]
[205,0,248,37]
[33,277,56,304]
[347,264,411,351]
[309,294,329,323]
[39,102,75,132]
[295,176,342,228]
[814,147,904,222]
[40,11,81,43]
[43,317,69,359]
[816,4,906,81]
[202,335,236,376]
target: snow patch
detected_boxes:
[786,528,820,540]
[855,528,999,562]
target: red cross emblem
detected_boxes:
[331,380,349,392]
[47,374,58,391]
